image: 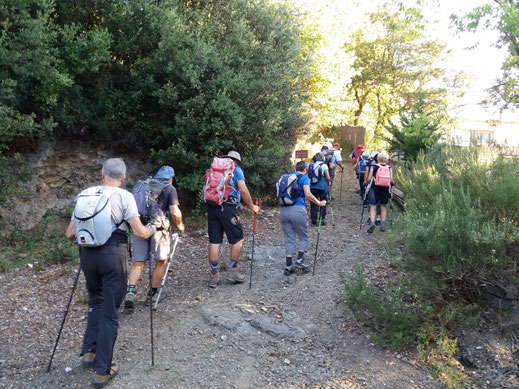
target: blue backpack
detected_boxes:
[308,161,324,184]
[276,174,303,205]
[356,155,370,175]
[131,178,170,228]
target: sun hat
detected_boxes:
[225,151,243,168]
[370,151,379,159]
[154,166,175,181]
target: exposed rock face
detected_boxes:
[0,142,153,237]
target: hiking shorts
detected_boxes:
[368,185,391,206]
[132,229,171,261]
[207,203,243,245]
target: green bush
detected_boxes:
[343,267,421,348]
[394,142,519,302]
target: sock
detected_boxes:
[230,260,238,269]
[370,221,375,227]
[128,285,136,294]
[209,261,219,275]
[381,221,387,227]
[297,251,304,261]
[286,256,293,267]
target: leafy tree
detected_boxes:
[346,3,463,134]
[384,96,441,163]
[452,1,519,110]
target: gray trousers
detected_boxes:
[280,205,309,256]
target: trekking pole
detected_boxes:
[312,206,323,276]
[148,243,155,366]
[360,180,372,230]
[339,167,344,204]
[328,190,335,229]
[249,198,259,289]
[154,232,180,310]
[47,261,82,372]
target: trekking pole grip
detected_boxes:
[253,198,258,233]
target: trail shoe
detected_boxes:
[380,226,386,232]
[146,290,167,305]
[124,292,136,310]
[208,273,221,288]
[93,361,118,389]
[375,218,381,226]
[284,266,295,276]
[81,351,95,369]
[367,225,375,234]
[226,267,246,283]
[295,260,311,273]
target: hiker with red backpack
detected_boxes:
[276,161,326,275]
[203,151,260,288]
[364,151,393,233]
[124,166,185,309]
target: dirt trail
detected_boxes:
[0,172,440,388]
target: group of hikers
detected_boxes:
[61,144,393,387]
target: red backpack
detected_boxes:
[352,144,365,164]
[203,157,235,206]
[374,163,391,188]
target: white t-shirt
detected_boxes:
[333,150,342,163]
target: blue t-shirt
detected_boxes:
[227,165,245,205]
[290,173,310,207]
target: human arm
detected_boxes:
[169,204,185,232]
[65,220,75,242]
[324,169,331,187]
[365,166,373,185]
[303,185,326,207]
[237,180,260,214]
[128,216,154,239]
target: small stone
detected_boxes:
[64,367,72,372]
[284,358,291,365]
[261,307,268,312]
[476,346,484,350]
[221,335,227,341]
[396,354,401,359]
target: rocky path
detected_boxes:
[0,172,440,388]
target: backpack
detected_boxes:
[131,178,169,227]
[352,144,365,164]
[203,157,235,206]
[276,173,303,205]
[308,161,324,184]
[356,155,369,176]
[374,163,391,188]
[72,186,122,247]
[324,152,335,170]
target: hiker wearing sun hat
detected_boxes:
[203,151,260,288]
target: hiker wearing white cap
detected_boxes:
[203,151,260,288]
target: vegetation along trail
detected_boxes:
[1,172,439,388]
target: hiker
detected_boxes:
[65,158,155,388]
[350,144,365,193]
[309,153,331,226]
[365,151,382,225]
[204,151,260,288]
[353,150,370,201]
[124,166,185,309]
[329,142,344,185]
[364,151,393,233]
[278,161,326,275]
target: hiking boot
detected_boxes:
[208,273,221,288]
[295,260,311,273]
[81,351,95,369]
[375,218,381,226]
[124,292,136,310]
[380,226,386,232]
[146,290,167,305]
[284,266,295,276]
[93,361,118,389]
[226,267,246,283]
[367,225,375,234]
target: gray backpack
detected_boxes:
[73,186,121,247]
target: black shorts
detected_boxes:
[207,203,244,244]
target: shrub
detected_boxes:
[343,267,421,348]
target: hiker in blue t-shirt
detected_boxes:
[280,161,326,275]
[206,151,260,288]
[310,153,331,226]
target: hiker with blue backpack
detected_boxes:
[277,161,326,275]
[364,151,393,233]
[65,158,155,388]
[202,151,260,288]
[124,166,185,309]
[353,150,370,202]
[309,153,331,226]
